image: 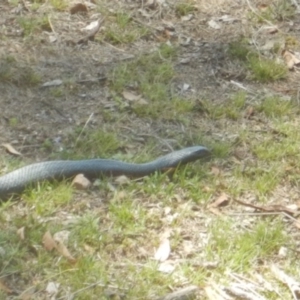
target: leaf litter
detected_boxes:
[42,231,76,263]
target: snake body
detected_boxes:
[0,146,210,200]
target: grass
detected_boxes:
[102,12,149,44]
[175,1,196,17]
[229,41,288,82]
[24,183,73,215]
[247,0,296,23]
[0,168,214,298]
[18,16,52,36]
[207,218,287,272]
[110,44,195,119]
[59,128,122,159]
[0,55,41,86]
[257,96,293,117]
[201,91,247,120]
[0,129,294,297]
[49,0,68,11]
[1,115,299,298]
[249,56,287,82]
[2,0,300,299]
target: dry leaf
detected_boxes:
[2,143,22,156]
[209,193,229,208]
[114,190,127,201]
[44,231,75,262]
[135,98,148,105]
[122,90,141,101]
[164,206,171,215]
[154,238,170,262]
[84,244,95,254]
[182,83,190,91]
[49,34,58,43]
[203,186,211,192]
[182,240,194,256]
[18,286,36,300]
[293,220,300,229]
[78,18,104,44]
[0,280,12,294]
[137,246,149,258]
[219,15,237,23]
[72,174,91,190]
[245,106,255,118]
[179,57,191,64]
[287,204,298,211]
[283,50,300,70]
[42,79,62,87]
[258,4,269,10]
[267,26,278,34]
[70,3,88,14]
[278,246,288,258]
[208,19,221,29]
[82,20,100,31]
[211,166,220,176]
[53,230,70,244]
[158,262,175,273]
[208,207,223,216]
[115,175,130,185]
[46,282,60,297]
[162,20,175,30]
[181,14,193,22]
[54,231,75,262]
[55,240,76,263]
[43,231,57,251]
[17,226,25,240]
[145,0,157,9]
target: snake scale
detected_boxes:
[0,146,211,200]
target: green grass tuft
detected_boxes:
[201,92,247,120]
[248,56,287,82]
[256,96,293,117]
[60,128,121,159]
[24,183,73,216]
[103,12,149,45]
[175,2,196,16]
[208,218,287,272]
[229,41,287,82]
[0,55,41,86]
[18,16,51,36]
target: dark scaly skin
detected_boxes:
[0,146,211,200]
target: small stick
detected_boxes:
[75,113,94,146]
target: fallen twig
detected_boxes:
[233,198,298,215]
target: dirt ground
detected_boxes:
[1,0,299,159]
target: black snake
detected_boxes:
[0,146,211,200]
